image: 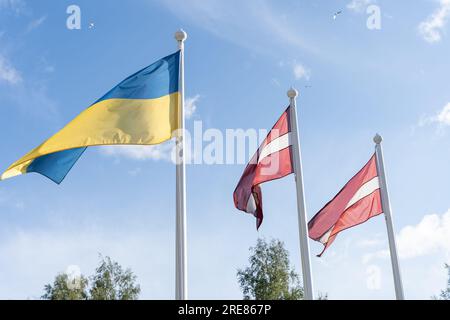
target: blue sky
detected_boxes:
[1,0,450,299]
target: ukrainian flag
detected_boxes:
[1,51,180,184]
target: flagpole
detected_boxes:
[175,29,188,300]
[287,87,314,300]
[374,134,404,300]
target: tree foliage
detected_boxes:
[237,238,303,300]
[435,264,450,300]
[42,273,89,300]
[90,256,141,300]
[42,255,140,300]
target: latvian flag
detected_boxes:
[233,107,294,229]
[308,154,382,256]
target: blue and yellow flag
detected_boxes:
[1,51,180,184]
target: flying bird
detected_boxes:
[333,10,342,20]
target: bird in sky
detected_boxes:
[88,22,95,29]
[333,10,342,20]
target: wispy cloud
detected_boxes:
[161,0,318,57]
[0,54,21,85]
[0,8,60,123]
[362,250,389,265]
[292,62,310,80]
[5,82,61,122]
[271,78,281,87]
[434,102,450,126]
[185,94,200,119]
[418,102,450,128]
[0,188,25,210]
[347,0,373,13]
[365,264,382,290]
[101,141,175,162]
[278,60,311,81]
[418,0,450,43]
[127,167,142,177]
[25,15,47,33]
[357,236,385,248]
[0,0,27,15]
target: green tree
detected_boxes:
[41,273,89,300]
[434,264,450,300]
[42,255,140,300]
[237,238,303,300]
[89,255,141,300]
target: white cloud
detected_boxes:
[419,102,450,127]
[347,0,373,13]
[100,141,196,164]
[128,167,142,176]
[365,209,450,263]
[362,250,389,264]
[292,62,310,80]
[357,236,384,248]
[36,56,55,74]
[0,0,27,14]
[101,141,175,162]
[0,54,21,85]
[366,264,382,290]
[271,78,281,87]
[418,0,450,43]
[396,209,450,259]
[26,15,47,33]
[185,94,200,119]
[435,103,450,125]
[356,210,450,298]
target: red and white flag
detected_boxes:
[233,107,294,229]
[308,154,383,256]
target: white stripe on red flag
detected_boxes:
[308,154,383,256]
[257,133,292,164]
[233,107,294,229]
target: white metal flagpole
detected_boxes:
[287,87,314,300]
[374,134,405,300]
[175,29,188,300]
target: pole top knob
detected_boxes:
[374,133,383,144]
[175,29,188,42]
[287,87,299,98]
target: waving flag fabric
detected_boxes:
[233,107,294,229]
[308,154,382,256]
[1,51,180,184]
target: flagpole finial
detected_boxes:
[374,133,383,144]
[287,87,298,99]
[175,29,188,42]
